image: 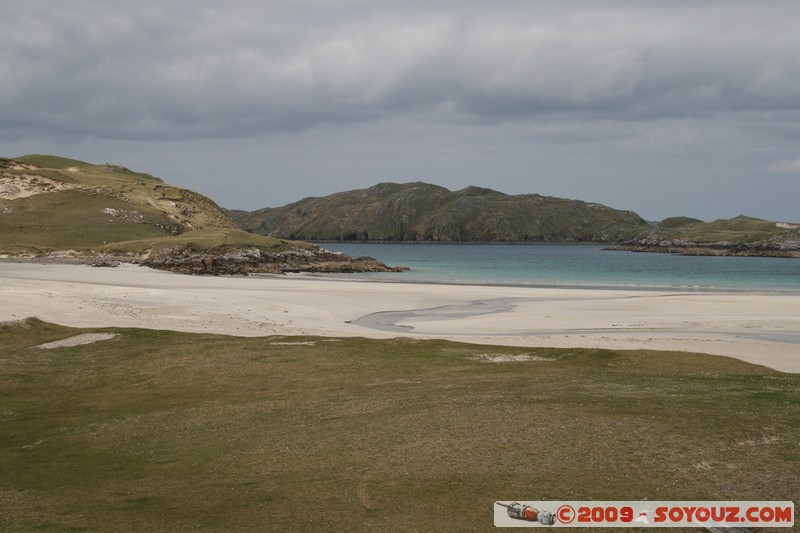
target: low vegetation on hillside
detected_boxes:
[0,156,401,273]
[228,182,651,243]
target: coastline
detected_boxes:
[1,261,799,373]
[609,243,800,258]
[0,246,408,275]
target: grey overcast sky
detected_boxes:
[2,0,799,221]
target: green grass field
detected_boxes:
[1,319,798,531]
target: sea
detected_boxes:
[318,243,800,293]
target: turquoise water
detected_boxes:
[320,243,800,292]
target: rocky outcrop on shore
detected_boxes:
[0,247,409,275]
[141,246,409,275]
[610,239,800,258]
[609,215,800,258]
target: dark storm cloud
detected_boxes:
[3,0,800,141]
[2,0,799,221]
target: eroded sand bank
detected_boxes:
[1,262,798,372]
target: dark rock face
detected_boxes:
[142,247,409,275]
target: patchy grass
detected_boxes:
[98,228,311,256]
[1,155,310,258]
[0,189,180,253]
[1,319,798,531]
[654,215,799,244]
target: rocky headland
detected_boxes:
[227,182,650,243]
[610,215,800,258]
[0,246,407,276]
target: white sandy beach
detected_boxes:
[1,262,799,373]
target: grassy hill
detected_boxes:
[1,155,247,254]
[653,215,799,243]
[0,156,401,273]
[228,182,651,243]
[615,215,800,257]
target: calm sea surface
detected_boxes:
[319,243,800,292]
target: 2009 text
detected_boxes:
[494,500,795,528]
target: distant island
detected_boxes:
[226,182,650,243]
[0,155,405,274]
[227,182,800,257]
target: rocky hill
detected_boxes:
[612,215,800,257]
[0,155,403,274]
[228,182,650,243]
